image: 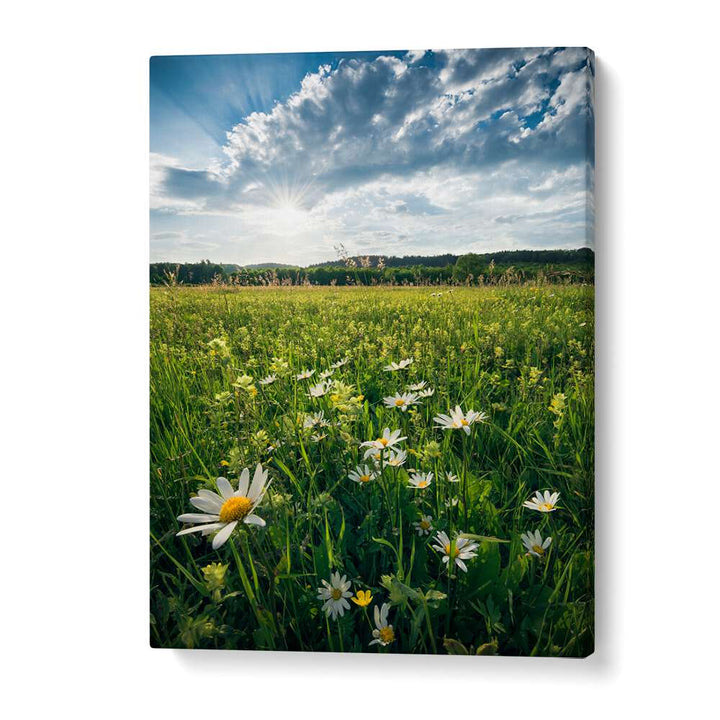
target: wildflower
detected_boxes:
[319,369,335,380]
[232,374,255,392]
[414,515,433,536]
[523,490,560,513]
[302,410,328,429]
[296,368,315,380]
[352,589,373,607]
[520,530,552,557]
[434,405,487,435]
[176,465,270,549]
[202,562,228,602]
[269,356,289,373]
[330,357,349,369]
[383,392,419,411]
[349,465,377,484]
[328,380,362,414]
[310,433,327,443]
[445,471,460,483]
[422,440,442,459]
[408,471,433,489]
[383,357,413,372]
[385,448,407,467]
[407,381,428,391]
[361,428,407,459]
[548,393,566,416]
[317,572,352,620]
[207,337,231,358]
[417,387,435,398]
[445,497,459,508]
[201,562,228,592]
[308,380,332,398]
[259,374,277,386]
[432,530,479,572]
[369,603,395,646]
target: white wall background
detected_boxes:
[2,2,718,717]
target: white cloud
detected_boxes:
[150,48,594,263]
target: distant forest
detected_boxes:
[150,248,594,286]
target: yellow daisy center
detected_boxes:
[532,544,545,555]
[218,496,253,523]
[331,588,343,600]
[418,480,428,488]
[395,398,405,406]
[378,437,389,446]
[420,520,430,530]
[379,626,395,644]
[359,474,371,483]
[444,544,460,558]
[540,502,554,511]
[460,418,469,426]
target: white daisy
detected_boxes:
[317,572,353,620]
[523,490,560,513]
[520,530,553,557]
[330,357,349,369]
[445,471,460,483]
[361,428,407,459]
[176,465,270,550]
[348,464,377,484]
[445,497,459,508]
[433,405,488,435]
[319,369,335,380]
[414,514,433,536]
[408,471,433,489]
[385,448,407,467]
[383,357,414,372]
[432,530,479,572]
[407,381,428,391]
[417,387,435,398]
[310,433,327,443]
[302,410,328,429]
[383,392,420,411]
[259,374,277,386]
[296,368,315,380]
[307,380,332,398]
[369,603,395,646]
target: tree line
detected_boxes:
[150,249,594,287]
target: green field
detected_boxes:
[150,284,594,655]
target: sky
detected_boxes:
[150,47,594,266]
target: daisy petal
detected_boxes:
[236,467,251,497]
[176,522,224,536]
[211,520,238,549]
[177,513,219,523]
[216,477,234,500]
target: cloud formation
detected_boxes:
[150,47,594,264]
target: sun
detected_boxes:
[270,200,308,234]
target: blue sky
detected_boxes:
[150,48,594,265]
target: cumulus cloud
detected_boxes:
[150,47,594,263]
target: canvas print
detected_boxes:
[150,47,595,656]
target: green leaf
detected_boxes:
[459,533,509,543]
[476,640,499,655]
[443,638,469,655]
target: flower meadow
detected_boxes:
[150,284,594,656]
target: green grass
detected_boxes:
[150,284,594,655]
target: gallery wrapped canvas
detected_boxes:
[150,47,595,656]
